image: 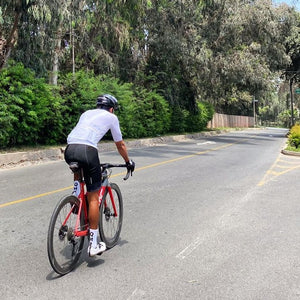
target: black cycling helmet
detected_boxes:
[96,94,118,110]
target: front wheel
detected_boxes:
[47,195,85,275]
[99,183,123,248]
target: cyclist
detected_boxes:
[64,94,135,256]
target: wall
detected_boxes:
[207,113,255,128]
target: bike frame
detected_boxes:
[61,169,117,238]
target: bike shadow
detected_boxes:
[46,238,128,279]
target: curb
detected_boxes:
[281,149,300,157]
[0,131,227,169]
[0,148,65,169]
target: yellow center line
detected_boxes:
[0,139,245,208]
[0,186,72,208]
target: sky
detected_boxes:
[272,0,300,10]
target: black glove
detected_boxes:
[126,159,135,175]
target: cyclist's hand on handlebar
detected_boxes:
[126,159,135,175]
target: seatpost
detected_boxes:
[73,172,80,181]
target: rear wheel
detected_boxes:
[47,195,85,275]
[99,183,123,248]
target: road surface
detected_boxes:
[1,128,300,300]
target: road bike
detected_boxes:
[47,162,132,275]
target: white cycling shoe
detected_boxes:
[88,242,106,257]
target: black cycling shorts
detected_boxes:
[64,144,102,192]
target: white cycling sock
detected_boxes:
[90,229,98,248]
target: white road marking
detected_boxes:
[127,288,146,299]
[176,236,205,260]
[176,189,256,260]
[196,141,216,145]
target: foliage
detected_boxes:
[59,71,172,139]
[0,62,63,148]
[130,88,171,137]
[185,102,214,132]
[0,62,215,148]
[288,124,300,149]
[1,1,300,149]
[284,8,300,82]
[170,106,189,133]
[3,0,299,118]
[278,109,292,127]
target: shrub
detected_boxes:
[0,64,212,149]
[170,105,189,133]
[0,61,64,148]
[185,101,214,132]
[288,124,300,149]
[130,88,171,137]
[59,71,171,140]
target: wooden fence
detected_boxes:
[207,113,254,128]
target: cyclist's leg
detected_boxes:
[82,145,102,231]
[87,191,100,229]
[81,145,106,255]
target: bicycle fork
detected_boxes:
[100,177,118,218]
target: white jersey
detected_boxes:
[67,109,123,149]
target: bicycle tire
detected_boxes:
[47,195,85,275]
[99,183,123,248]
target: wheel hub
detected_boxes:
[104,207,111,221]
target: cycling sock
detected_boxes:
[90,229,98,248]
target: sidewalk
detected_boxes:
[0,131,226,169]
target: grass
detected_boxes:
[285,145,300,153]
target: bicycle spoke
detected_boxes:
[99,183,123,248]
[47,195,85,275]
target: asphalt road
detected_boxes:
[1,128,300,300]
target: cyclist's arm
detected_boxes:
[115,140,130,163]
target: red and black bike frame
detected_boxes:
[61,163,127,238]
[62,173,116,238]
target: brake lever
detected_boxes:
[123,169,133,180]
[123,170,130,180]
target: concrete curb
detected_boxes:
[281,149,300,157]
[0,148,65,169]
[0,130,228,169]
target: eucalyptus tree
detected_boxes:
[1,0,88,83]
[142,0,298,116]
[66,0,149,80]
[142,0,208,110]
[284,8,300,81]
[2,0,298,118]
[191,0,294,115]
[15,0,86,84]
[0,0,36,69]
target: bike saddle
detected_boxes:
[68,162,80,173]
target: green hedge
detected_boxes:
[58,71,172,140]
[288,124,300,149]
[0,62,214,149]
[0,62,63,148]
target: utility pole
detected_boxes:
[290,76,295,127]
[253,97,258,127]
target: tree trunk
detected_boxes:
[49,27,62,85]
[0,10,22,70]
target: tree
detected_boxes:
[4,0,299,119]
[284,7,300,81]
[0,0,36,69]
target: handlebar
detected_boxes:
[100,163,132,180]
